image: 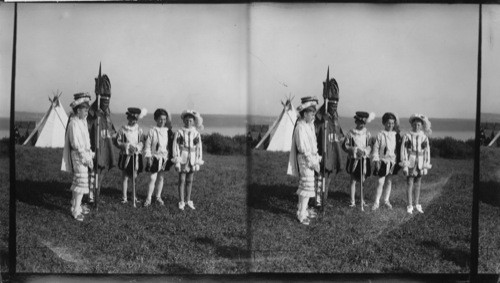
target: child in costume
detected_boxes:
[287,97,321,225]
[371,112,402,210]
[342,111,375,208]
[116,107,146,204]
[61,93,94,221]
[143,108,174,207]
[400,114,432,214]
[172,110,204,210]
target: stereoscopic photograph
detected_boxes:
[10,4,248,274]
[2,1,498,281]
[248,3,476,273]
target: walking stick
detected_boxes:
[132,153,137,208]
[321,67,330,217]
[94,63,102,211]
[360,158,364,212]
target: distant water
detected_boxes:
[5,113,476,140]
[250,115,476,141]
[10,112,247,138]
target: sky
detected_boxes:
[0,3,14,119]
[249,3,479,119]
[11,4,248,116]
[1,4,497,120]
[482,5,500,115]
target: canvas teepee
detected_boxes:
[255,98,298,152]
[23,92,69,148]
[488,132,500,147]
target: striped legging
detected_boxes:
[70,151,90,194]
[296,154,316,198]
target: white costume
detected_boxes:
[400,130,431,176]
[372,130,397,176]
[62,116,93,194]
[144,126,171,172]
[287,119,321,198]
[172,127,204,173]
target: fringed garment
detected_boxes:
[87,107,117,170]
[61,116,93,194]
[287,119,321,198]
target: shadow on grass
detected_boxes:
[479,181,500,207]
[422,240,469,268]
[157,263,194,273]
[16,180,70,213]
[16,179,126,213]
[0,248,8,272]
[248,183,296,215]
[249,183,353,216]
[193,236,249,262]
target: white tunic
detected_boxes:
[372,130,397,164]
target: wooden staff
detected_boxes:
[132,152,137,208]
[360,158,364,212]
[94,63,102,210]
[321,67,330,217]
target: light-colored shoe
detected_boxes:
[156,197,165,206]
[315,195,322,207]
[384,201,393,210]
[407,205,414,214]
[121,198,128,204]
[415,204,424,214]
[143,199,151,207]
[74,214,84,222]
[307,208,317,218]
[349,201,356,208]
[81,205,90,215]
[178,201,185,210]
[299,217,310,225]
[372,203,379,211]
[186,201,196,210]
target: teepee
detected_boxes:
[488,132,500,147]
[23,92,69,148]
[255,97,298,152]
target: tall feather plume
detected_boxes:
[367,112,376,123]
[139,108,148,119]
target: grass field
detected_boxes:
[478,146,500,274]
[0,139,9,274]
[249,150,472,273]
[15,145,247,274]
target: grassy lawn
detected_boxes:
[0,139,9,274]
[249,150,472,273]
[15,145,247,274]
[478,146,500,274]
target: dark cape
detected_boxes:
[87,104,117,170]
[314,106,344,174]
